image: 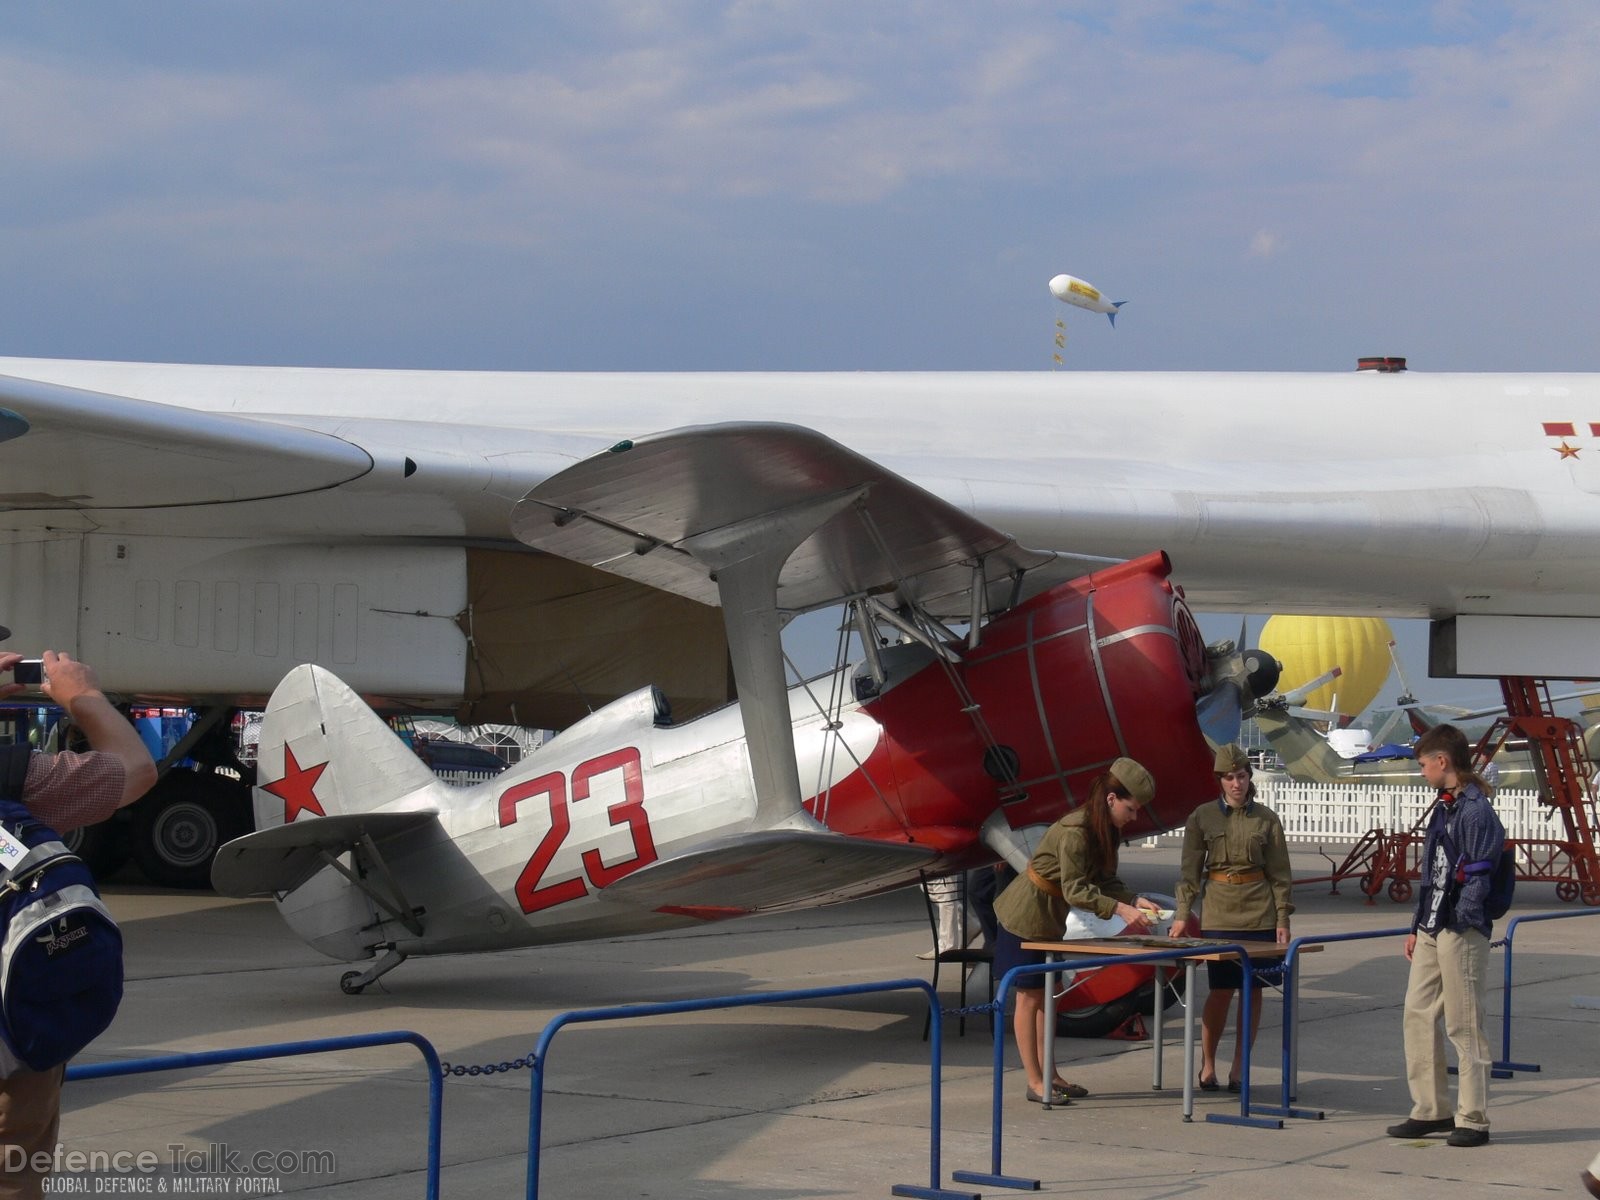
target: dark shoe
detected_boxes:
[1025,1086,1072,1106]
[1197,1073,1220,1092]
[1446,1127,1489,1148]
[1386,1117,1456,1138]
[1226,1078,1241,1094]
[1051,1080,1090,1098]
[1580,1169,1600,1198]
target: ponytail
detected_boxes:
[1415,723,1494,796]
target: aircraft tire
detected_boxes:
[130,769,251,889]
[60,819,132,879]
[340,972,366,995]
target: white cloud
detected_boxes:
[1249,230,1284,258]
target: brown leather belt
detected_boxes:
[1026,866,1063,898]
[1208,867,1264,884]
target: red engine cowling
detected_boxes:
[965,549,1216,838]
[815,551,1215,863]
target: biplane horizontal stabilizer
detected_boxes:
[210,810,442,898]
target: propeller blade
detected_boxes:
[1369,707,1407,746]
[1286,706,1343,723]
[1386,639,1418,706]
[1449,688,1594,722]
[1196,680,1244,745]
[1281,665,1342,707]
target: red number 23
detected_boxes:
[497,747,657,914]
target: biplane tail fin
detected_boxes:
[251,664,438,831]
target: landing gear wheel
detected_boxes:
[336,948,407,995]
[60,820,131,879]
[131,771,251,888]
[1387,879,1413,903]
[1556,880,1580,903]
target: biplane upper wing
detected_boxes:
[510,422,1110,619]
[510,421,1112,839]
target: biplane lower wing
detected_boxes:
[597,830,938,916]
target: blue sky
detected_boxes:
[4,1,1593,712]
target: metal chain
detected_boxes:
[942,1002,1000,1018]
[440,1055,537,1076]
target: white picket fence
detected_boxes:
[1146,782,1578,846]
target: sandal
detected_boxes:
[1197,1073,1220,1091]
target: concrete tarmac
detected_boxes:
[56,846,1600,1198]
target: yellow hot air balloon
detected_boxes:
[1258,615,1394,720]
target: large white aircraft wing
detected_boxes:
[0,373,373,513]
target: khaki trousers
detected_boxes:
[1403,927,1491,1131]
[0,1064,65,1200]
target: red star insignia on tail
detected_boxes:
[262,744,328,822]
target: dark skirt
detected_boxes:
[1200,928,1279,990]
[992,925,1051,992]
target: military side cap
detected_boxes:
[1214,743,1250,774]
[1109,756,1156,806]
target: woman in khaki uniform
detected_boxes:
[992,758,1161,1105]
[1169,743,1293,1091]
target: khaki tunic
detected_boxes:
[1173,797,1294,931]
[993,808,1136,940]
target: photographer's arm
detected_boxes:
[39,651,158,807]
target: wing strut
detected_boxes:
[314,834,425,937]
[679,486,868,830]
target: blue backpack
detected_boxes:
[1441,810,1516,923]
[1455,845,1517,921]
[0,745,124,1073]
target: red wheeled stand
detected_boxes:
[1308,677,1600,907]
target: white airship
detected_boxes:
[1049,273,1125,325]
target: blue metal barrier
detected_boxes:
[1264,926,1410,1119]
[525,978,968,1200]
[952,943,1261,1194]
[1496,906,1600,1073]
[1267,907,1600,1119]
[66,1030,443,1198]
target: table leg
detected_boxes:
[1182,960,1196,1121]
[1152,960,1165,1090]
[1042,951,1058,1109]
